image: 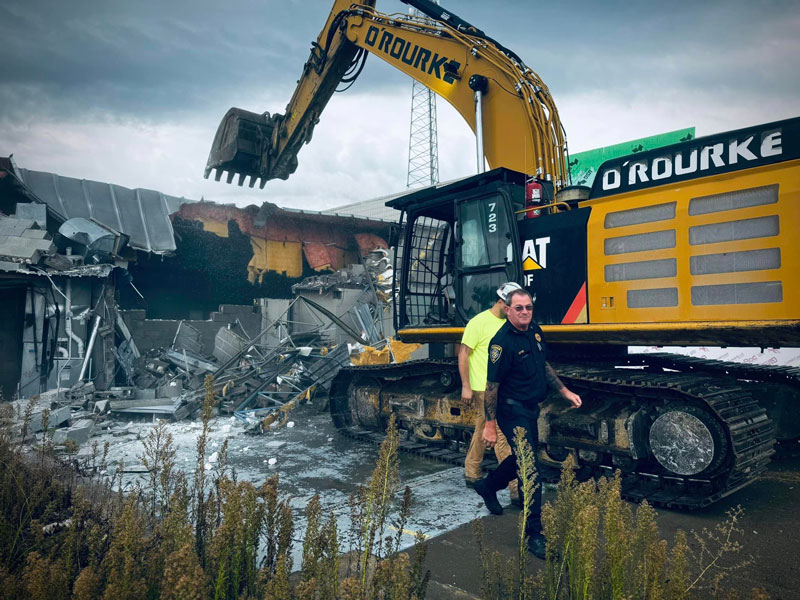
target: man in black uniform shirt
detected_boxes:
[472,288,582,559]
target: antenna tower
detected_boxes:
[406,2,440,188]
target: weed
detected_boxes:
[476,448,763,600]
[139,420,177,518]
[20,395,38,446]
[0,380,430,599]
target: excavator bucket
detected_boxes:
[204,107,296,188]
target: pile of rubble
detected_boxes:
[5,247,412,449]
[4,329,357,447]
[297,248,393,304]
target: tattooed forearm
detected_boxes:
[545,362,565,392]
[484,381,499,420]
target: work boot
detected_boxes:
[527,535,547,560]
[464,477,479,489]
[510,494,522,508]
[473,478,503,515]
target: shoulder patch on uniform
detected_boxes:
[535,333,542,342]
[490,344,502,363]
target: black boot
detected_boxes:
[473,478,503,515]
[527,535,546,559]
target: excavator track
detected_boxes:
[330,357,776,509]
[551,363,774,509]
[624,352,800,459]
[624,351,800,390]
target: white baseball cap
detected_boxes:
[496,281,523,302]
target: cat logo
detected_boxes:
[521,237,550,286]
[521,237,550,271]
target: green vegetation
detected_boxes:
[0,378,429,599]
[0,380,770,600]
[475,428,768,600]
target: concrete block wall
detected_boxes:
[121,304,262,355]
[211,304,261,340]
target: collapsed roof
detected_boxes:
[16,168,190,254]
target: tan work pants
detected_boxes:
[465,391,518,496]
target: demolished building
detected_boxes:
[1,157,397,414]
[0,157,191,399]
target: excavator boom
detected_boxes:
[205,0,567,188]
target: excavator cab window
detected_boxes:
[394,211,455,329]
[456,193,518,320]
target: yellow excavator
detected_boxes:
[206,0,800,508]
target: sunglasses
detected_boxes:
[511,305,533,312]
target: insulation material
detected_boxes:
[176,202,389,281]
[354,232,389,255]
[303,242,334,271]
[201,218,230,238]
[389,339,421,363]
[266,239,302,277]
[350,339,421,365]
[248,237,269,283]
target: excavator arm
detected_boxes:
[205,0,567,189]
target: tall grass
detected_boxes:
[0,380,429,599]
[476,432,767,600]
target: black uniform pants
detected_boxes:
[484,402,543,537]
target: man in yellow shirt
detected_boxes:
[458,282,522,508]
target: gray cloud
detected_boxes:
[0,0,797,208]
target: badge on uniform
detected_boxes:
[490,344,502,363]
[535,333,542,342]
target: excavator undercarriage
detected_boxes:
[330,353,793,509]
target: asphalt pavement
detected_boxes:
[422,456,800,600]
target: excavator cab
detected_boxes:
[388,168,525,331]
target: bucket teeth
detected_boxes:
[248,176,256,188]
[214,169,223,182]
[206,107,282,189]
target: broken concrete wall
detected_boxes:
[121,304,262,355]
[1,182,110,398]
[0,273,118,399]
[213,326,248,363]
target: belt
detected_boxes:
[501,398,541,409]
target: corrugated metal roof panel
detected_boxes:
[17,169,192,254]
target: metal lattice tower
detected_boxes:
[406,4,440,188]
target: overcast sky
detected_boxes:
[1,0,798,210]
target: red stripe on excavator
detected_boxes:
[561,282,587,324]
